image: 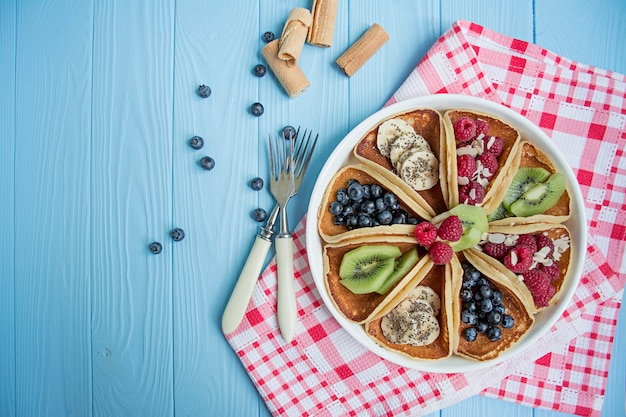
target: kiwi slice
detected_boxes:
[488,203,509,222]
[339,245,401,294]
[510,172,566,217]
[503,167,551,210]
[448,204,488,252]
[375,248,419,295]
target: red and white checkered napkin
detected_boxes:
[226,20,626,417]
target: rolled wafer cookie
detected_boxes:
[336,23,389,77]
[262,39,311,98]
[278,7,313,67]
[307,0,338,48]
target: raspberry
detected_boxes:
[475,119,490,136]
[477,152,498,178]
[483,241,511,260]
[457,154,477,179]
[503,245,534,273]
[454,117,477,142]
[484,136,504,157]
[536,233,554,257]
[459,181,485,205]
[414,221,437,247]
[428,241,453,265]
[523,269,555,307]
[437,215,463,242]
[516,234,538,253]
[539,263,560,281]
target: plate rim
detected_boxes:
[305,94,586,372]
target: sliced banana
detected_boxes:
[396,297,435,315]
[388,132,431,167]
[398,150,439,191]
[381,310,440,346]
[409,285,441,315]
[376,118,415,157]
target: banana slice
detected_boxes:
[381,310,440,346]
[398,150,439,191]
[396,297,435,316]
[376,118,415,157]
[388,132,431,167]
[409,285,441,315]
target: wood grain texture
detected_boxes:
[90,1,175,416]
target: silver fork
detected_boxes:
[221,128,316,337]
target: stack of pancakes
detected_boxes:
[316,107,575,362]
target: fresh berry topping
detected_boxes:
[463,327,478,342]
[428,241,453,265]
[282,125,296,139]
[523,269,555,307]
[477,152,498,178]
[457,154,477,179]
[197,84,211,98]
[475,119,489,136]
[539,263,560,281]
[250,102,264,116]
[250,177,264,191]
[252,208,267,222]
[262,31,275,42]
[437,215,463,242]
[483,241,510,260]
[459,181,485,205]
[189,136,204,150]
[149,242,162,254]
[170,228,185,242]
[199,156,215,170]
[516,234,538,253]
[503,245,534,273]
[414,221,437,247]
[253,64,267,77]
[484,136,504,157]
[536,234,554,257]
[454,117,477,142]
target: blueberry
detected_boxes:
[252,208,267,222]
[357,214,372,227]
[475,321,489,333]
[361,185,371,199]
[250,177,264,191]
[250,102,264,116]
[282,125,296,140]
[197,84,211,98]
[494,305,506,315]
[487,310,502,325]
[262,31,275,42]
[345,215,358,230]
[336,188,349,204]
[329,201,343,215]
[492,290,502,305]
[480,285,493,299]
[360,200,375,214]
[377,210,392,225]
[392,213,407,224]
[501,314,515,329]
[374,198,386,211]
[486,326,502,342]
[463,327,478,342]
[460,289,473,302]
[342,205,354,216]
[461,309,477,325]
[347,183,364,201]
[473,291,483,301]
[170,228,185,242]
[370,184,382,199]
[189,136,204,150]
[333,215,344,225]
[149,242,162,254]
[383,192,397,207]
[199,156,215,170]
[464,301,477,313]
[480,298,493,313]
[253,64,267,77]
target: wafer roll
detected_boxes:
[307,0,338,47]
[336,23,389,77]
[278,7,313,67]
[262,39,310,98]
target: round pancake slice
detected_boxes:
[376,118,415,157]
[453,252,535,362]
[397,150,439,191]
[388,132,431,168]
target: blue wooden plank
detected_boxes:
[0,1,16,416]
[90,1,175,416]
[12,1,93,416]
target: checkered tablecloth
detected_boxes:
[226,20,626,417]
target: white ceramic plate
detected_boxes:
[305,94,586,372]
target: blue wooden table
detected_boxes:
[1,1,624,416]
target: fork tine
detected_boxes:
[296,132,318,178]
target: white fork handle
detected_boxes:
[276,235,296,343]
[222,235,272,335]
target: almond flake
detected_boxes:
[457,176,470,186]
[488,233,506,244]
[456,146,477,157]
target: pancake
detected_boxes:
[469,223,573,311]
[317,163,432,243]
[488,141,571,226]
[364,258,454,360]
[453,252,535,361]
[322,235,431,323]
[443,109,522,214]
[353,108,447,216]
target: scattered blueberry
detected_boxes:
[189,136,204,150]
[282,125,296,139]
[252,208,267,222]
[347,182,364,201]
[461,309,477,325]
[263,31,275,43]
[149,242,162,254]
[501,314,515,329]
[486,326,502,342]
[197,84,211,98]
[463,327,478,342]
[170,228,185,242]
[250,177,264,191]
[199,156,215,170]
[253,64,267,77]
[377,210,392,225]
[475,321,488,333]
[329,201,343,215]
[250,102,264,116]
